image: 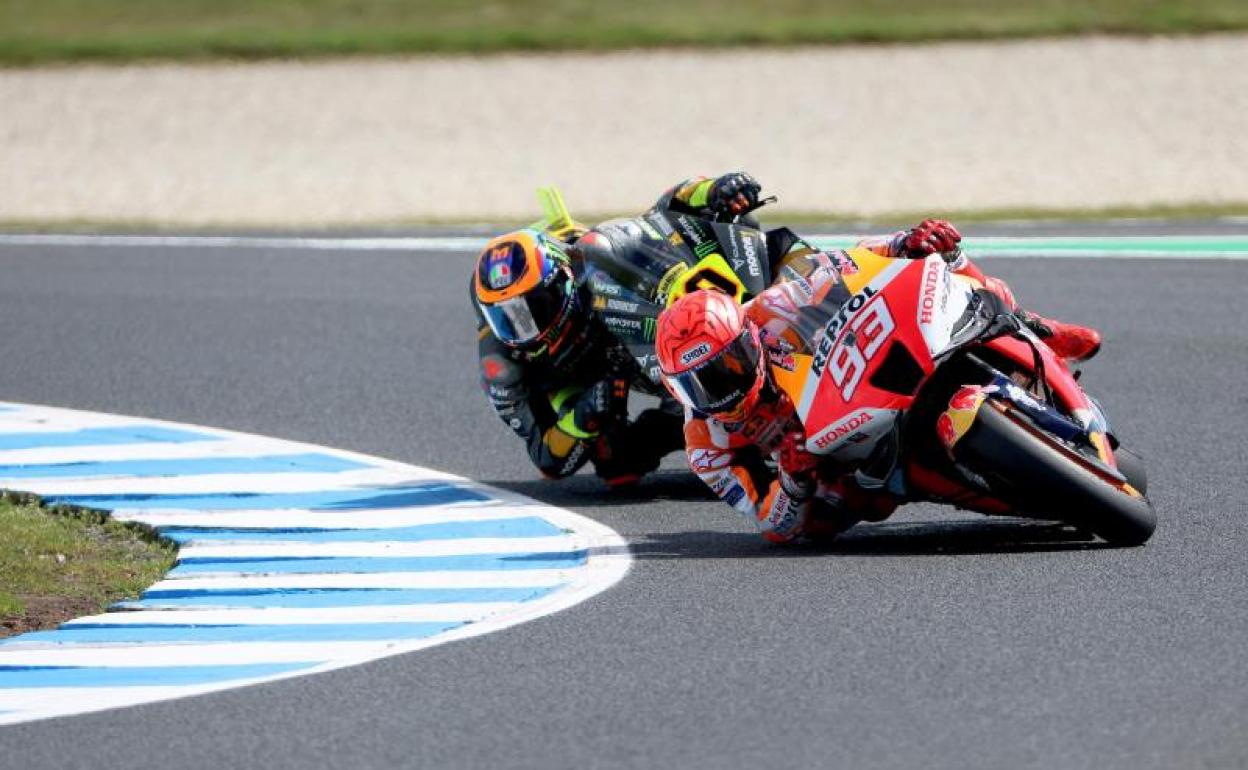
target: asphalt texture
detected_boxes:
[1,229,1246,769]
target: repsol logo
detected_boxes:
[919,261,941,324]
[680,342,712,366]
[812,411,874,450]
[810,286,877,377]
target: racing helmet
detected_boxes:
[473,229,580,349]
[656,289,768,420]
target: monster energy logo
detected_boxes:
[694,240,718,258]
[642,316,657,341]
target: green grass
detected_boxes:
[1,0,1246,65]
[0,493,176,637]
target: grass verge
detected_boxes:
[1,0,1246,65]
[0,492,176,638]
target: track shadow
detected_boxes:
[621,517,1110,560]
[478,469,714,508]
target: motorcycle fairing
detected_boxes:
[770,251,985,463]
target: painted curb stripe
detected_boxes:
[0,663,317,689]
[110,506,545,530]
[166,551,588,575]
[143,570,575,591]
[1,233,1247,258]
[158,517,564,543]
[117,585,561,609]
[0,452,368,479]
[0,425,216,450]
[6,623,463,645]
[41,483,489,511]
[0,402,631,725]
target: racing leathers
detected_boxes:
[680,232,1023,544]
[474,174,752,484]
[476,307,683,483]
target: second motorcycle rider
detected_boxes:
[470,173,768,486]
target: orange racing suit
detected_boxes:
[681,234,1009,544]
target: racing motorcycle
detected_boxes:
[769,246,1155,546]
[537,187,1154,545]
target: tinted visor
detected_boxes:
[666,329,763,414]
[480,268,573,345]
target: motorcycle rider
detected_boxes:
[654,218,1103,543]
[471,172,770,485]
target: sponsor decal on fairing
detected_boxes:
[917,257,973,358]
[602,314,643,332]
[805,408,895,457]
[589,272,623,297]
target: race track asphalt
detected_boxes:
[1,227,1246,769]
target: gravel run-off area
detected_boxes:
[2,34,1246,226]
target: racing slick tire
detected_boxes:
[955,405,1157,547]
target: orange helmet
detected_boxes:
[656,290,768,420]
[473,228,579,349]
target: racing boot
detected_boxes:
[590,408,685,488]
[1020,311,1102,363]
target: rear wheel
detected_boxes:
[955,405,1156,546]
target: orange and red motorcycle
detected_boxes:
[769,246,1155,546]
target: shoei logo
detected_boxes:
[679,342,713,367]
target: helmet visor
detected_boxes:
[480,270,573,346]
[666,329,763,414]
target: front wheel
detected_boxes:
[955,405,1156,546]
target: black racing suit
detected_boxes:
[473,176,770,483]
[475,303,684,483]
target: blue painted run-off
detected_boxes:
[0,662,317,688]
[169,550,588,575]
[0,425,217,451]
[4,621,464,645]
[0,452,370,479]
[160,516,563,543]
[43,482,489,511]
[122,584,561,609]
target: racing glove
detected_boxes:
[778,430,818,498]
[707,172,763,218]
[897,218,962,260]
[569,377,630,437]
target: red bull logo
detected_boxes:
[937,385,992,452]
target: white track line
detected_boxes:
[1,232,1246,259]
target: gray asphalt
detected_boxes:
[0,230,1245,769]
